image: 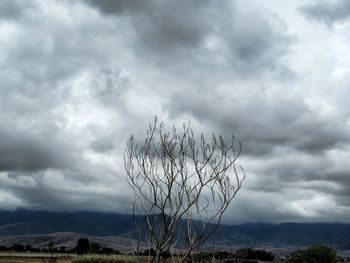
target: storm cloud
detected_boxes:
[300,0,350,25]
[0,0,350,223]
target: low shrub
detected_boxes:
[288,245,339,263]
[234,248,275,261]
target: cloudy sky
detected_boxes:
[1,0,350,223]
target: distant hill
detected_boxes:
[219,223,350,249]
[0,232,138,252]
[0,210,132,236]
[1,210,350,250]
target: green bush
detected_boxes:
[235,248,274,261]
[75,238,91,255]
[288,245,339,263]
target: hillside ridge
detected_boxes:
[0,210,349,250]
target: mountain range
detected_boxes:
[0,210,349,252]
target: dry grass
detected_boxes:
[0,252,135,263]
[72,255,136,263]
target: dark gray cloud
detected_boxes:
[89,0,221,71]
[224,12,292,75]
[87,0,210,48]
[0,1,34,21]
[0,124,75,171]
[168,86,350,155]
[87,0,291,76]
[300,0,350,25]
[0,170,131,212]
[87,0,146,15]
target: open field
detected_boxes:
[0,253,136,263]
[0,253,180,263]
[0,252,72,263]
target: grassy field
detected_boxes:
[0,252,136,263]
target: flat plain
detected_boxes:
[0,253,136,263]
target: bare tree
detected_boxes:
[124,118,246,263]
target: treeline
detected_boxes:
[189,248,275,262]
[0,238,120,255]
[135,246,341,263]
[192,246,341,263]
